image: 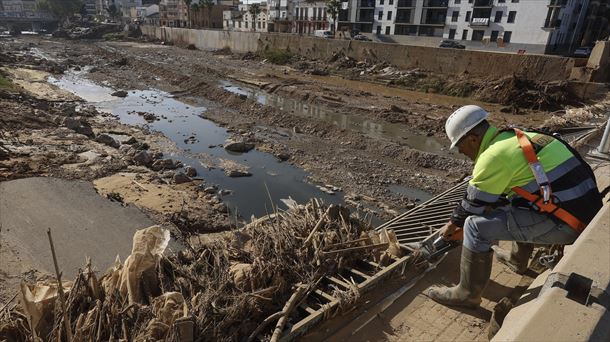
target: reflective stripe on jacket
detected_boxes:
[451,126,602,227]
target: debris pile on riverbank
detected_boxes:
[0,201,404,341]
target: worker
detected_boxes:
[426,105,603,308]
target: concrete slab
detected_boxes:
[0,177,156,280]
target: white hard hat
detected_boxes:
[445,105,489,149]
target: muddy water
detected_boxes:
[49,70,343,219]
[219,80,459,158]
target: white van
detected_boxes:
[314,30,333,38]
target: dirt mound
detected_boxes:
[0,201,405,341]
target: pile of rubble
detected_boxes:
[0,201,404,341]
[52,23,121,40]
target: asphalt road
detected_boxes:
[0,177,157,278]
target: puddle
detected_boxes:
[49,70,342,219]
[219,80,458,157]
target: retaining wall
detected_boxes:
[141,26,576,82]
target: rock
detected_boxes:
[276,152,290,161]
[151,158,179,171]
[133,150,153,165]
[173,172,192,184]
[62,117,81,130]
[390,104,406,113]
[111,90,128,98]
[220,189,232,195]
[223,140,255,153]
[95,133,120,148]
[184,166,197,177]
[62,117,94,137]
[203,186,217,194]
[226,169,252,177]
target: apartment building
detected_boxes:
[292,0,329,33]
[159,0,188,26]
[443,0,590,54]
[338,0,596,54]
[267,0,292,32]
[579,0,609,46]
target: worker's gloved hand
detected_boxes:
[439,221,461,240]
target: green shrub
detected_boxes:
[263,48,292,65]
[103,32,126,41]
[0,75,12,88]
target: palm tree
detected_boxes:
[326,0,340,33]
[248,3,261,32]
[200,0,214,28]
[183,0,193,27]
[191,3,199,26]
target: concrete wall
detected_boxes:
[141,26,577,81]
[142,25,261,53]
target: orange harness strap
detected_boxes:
[511,128,587,233]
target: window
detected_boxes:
[245,21,247,28]
[380,0,384,4]
[503,31,512,42]
[465,11,471,22]
[490,30,498,42]
[468,0,473,3]
[451,10,459,22]
[511,0,518,2]
[449,28,456,39]
[494,11,502,23]
[385,26,390,34]
[472,29,484,41]
[263,22,266,29]
[498,0,505,2]
[378,10,383,20]
[462,29,468,40]
[238,21,241,28]
[387,11,392,20]
[454,0,460,3]
[507,11,516,23]
[389,0,393,4]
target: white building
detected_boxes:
[223,2,269,31]
[443,0,589,54]
[267,0,293,32]
[339,0,592,54]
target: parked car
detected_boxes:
[574,46,593,58]
[439,40,466,49]
[353,34,371,41]
[314,30,333,38]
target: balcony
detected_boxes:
[359,0,375,8]
[397,0,415,7]
[473,0,493,7]
[422,0,448,7]
[543,18,561,28]
[470,17,489,26]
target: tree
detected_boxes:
[36,0,83,24]
[326,0,340,33]
[200,0,214,28]
[183,0,193,27]
[248,3,261,32]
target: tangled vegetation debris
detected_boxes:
[0,200,404,341]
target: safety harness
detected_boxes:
[511,128,587,233]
